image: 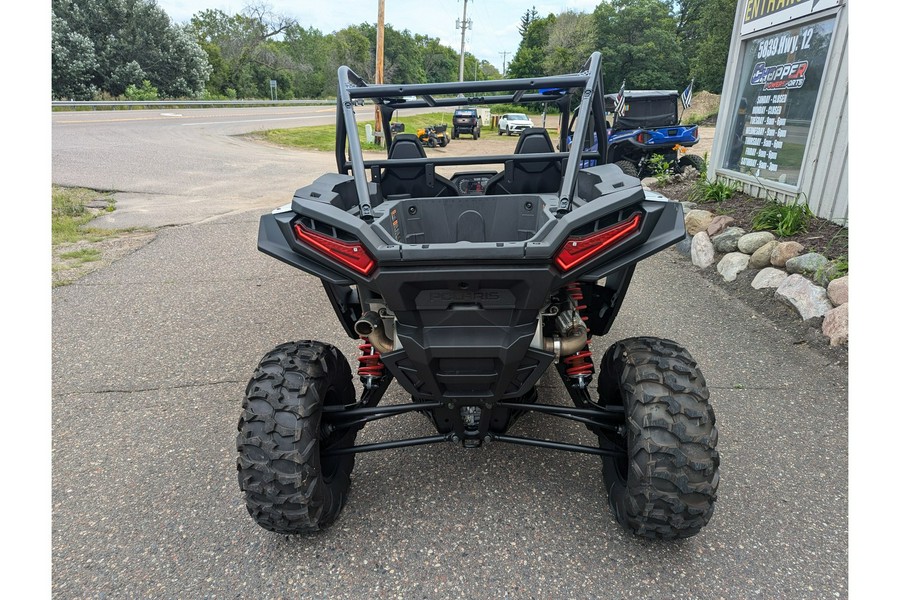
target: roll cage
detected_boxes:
[334,52,609,220]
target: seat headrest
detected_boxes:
[389,134,427,159]
[514,128,554,155]
[513,128,557,174]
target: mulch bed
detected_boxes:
[647,175,849,262]
[643,173,849,364]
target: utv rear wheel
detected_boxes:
[597,337,719,539]
[237,341,357,534]
[678,154,706,174]
[614,160,640,179]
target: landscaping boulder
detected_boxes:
[770,241,805,267]
[738,231,776,254]
[822,303,849,346]
[717,252,750,282]
[685,210,715,236]
[775,274,833,321]
[691,232,715,269]
[785,252,829,277]
[752,267,788,289]
[827,276,849,306]
[706,215,735,238]
[711,227,746,254]
[749,240,779,269]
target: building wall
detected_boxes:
[708,0,848,225]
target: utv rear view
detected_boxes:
[604,90,704,179]
[237,52,720,539]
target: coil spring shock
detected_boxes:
[566,282,590,336]
[563,349,594,377]
[357,338,385,378]
[564,282,593,377]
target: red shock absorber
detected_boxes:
[566,282,591,337]
[357,338,385,378]
[563,349,594,377]
[563,282,594,377]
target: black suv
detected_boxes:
[452,108,481,139]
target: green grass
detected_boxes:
[260,110,555,151]
[830,256,849,277]
[262,112,456,152]
[59,248,102,262]
[52,186,121,245]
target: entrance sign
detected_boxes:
[741,0,841,35]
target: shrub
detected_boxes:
[751,198,814,236]
[690,177,740,203]
[648,154,673,186]
[125,80,159,101]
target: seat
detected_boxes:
[378,134,457,199]
[484,128,562,195]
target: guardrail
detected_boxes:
[51,99,336,110]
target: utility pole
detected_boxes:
[499,51,511,77]
[374,0,385,145]
[456,0,471,82]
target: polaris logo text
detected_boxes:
[428,291,501,302]
[750,60,808,90]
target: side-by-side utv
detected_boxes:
[237,52,720,539]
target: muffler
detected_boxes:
[542,310,588,358]
[354,311,394,354]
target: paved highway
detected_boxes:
[50,106,849,599]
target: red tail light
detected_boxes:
[636,131,649,143]
[294,222,376,276]
[553,213,642,272]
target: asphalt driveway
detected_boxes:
[51,207,848,598]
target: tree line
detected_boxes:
[51,0,736,101]
[509,0,737,94]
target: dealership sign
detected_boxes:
[741,0,842,35]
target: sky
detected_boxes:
[155,0,602,70]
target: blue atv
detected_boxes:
[603,90,703,179]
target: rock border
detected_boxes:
[677,206,848,347]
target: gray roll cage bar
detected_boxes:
[335,52,608,220]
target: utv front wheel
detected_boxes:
[597,337,719,539]
[237,341,357,534]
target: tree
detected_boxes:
[690,0,738,92]
[52,0,211,99]
[518,6,538,37]
[417,35,458,83]
[592,0,686,92]
[51,11,99,100]
[543,11,597,75]
[189,4,297,98]
[507,11,556,79]
[283,25,329,98]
